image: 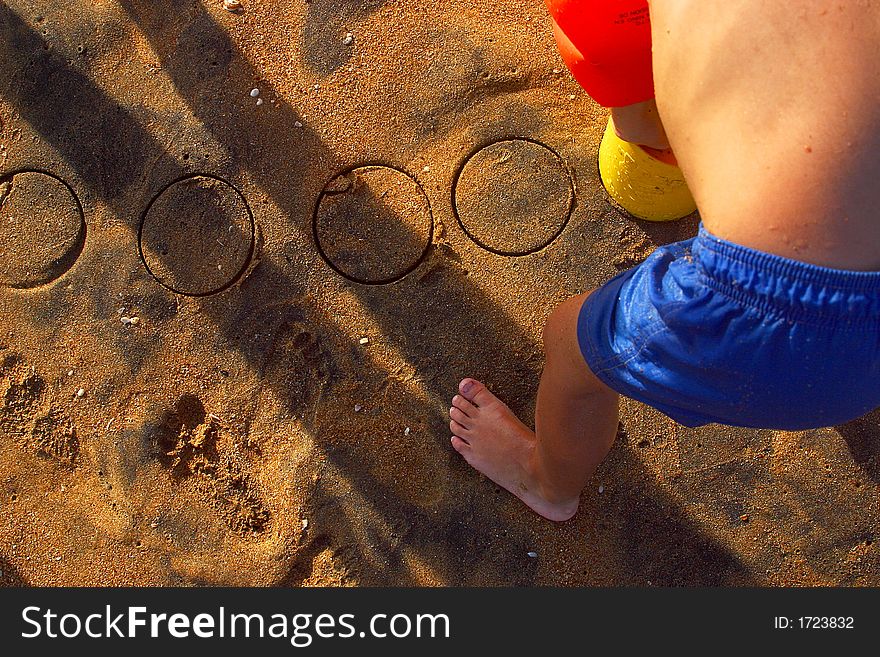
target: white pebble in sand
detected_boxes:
[343,33,354,46]
[294,121,303,128]
[76,388,85,398]
[359,337,369,345]
[130,317,140,326]
[527,551,538,558]
[354,404,363,412]
[256,98,264,106]
[250,88,260,98]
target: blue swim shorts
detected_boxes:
[578,224,880,429]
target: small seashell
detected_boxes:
[404,427,411,436]
[527,551,538,558]
[250,88,260,98]
[223,0,242,12]
[130,316,140,326]
[255,98,263,106]
[342,32,354,46]
[121,316,131,325]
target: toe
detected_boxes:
[450,419,471,437]
[458,378,500,408]
[449,407,471,428]
[451,394,478,418]
[450,436,470,453]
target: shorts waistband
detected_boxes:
[691,224,880,328]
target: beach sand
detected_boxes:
[0,0,877,586]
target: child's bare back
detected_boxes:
[650,0,880,270]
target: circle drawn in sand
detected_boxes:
[0,170,85,289]
[453,139,574,255]
[314,165,433,284]
[139,175,255,296]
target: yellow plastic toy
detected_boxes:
[598,116,696,221]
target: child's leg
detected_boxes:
[449,291,619,522]
[610,98,670,150]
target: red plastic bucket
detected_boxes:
[545,0,654,107]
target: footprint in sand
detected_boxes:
[0,353,78,467]
[262,319,334,424]
[150,393,270,535]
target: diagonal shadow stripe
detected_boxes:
[0,553,27,586]
[836,410,880,485]
[0,9,152,202]
[300,0,389,76]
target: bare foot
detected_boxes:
[449,378,579,522]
